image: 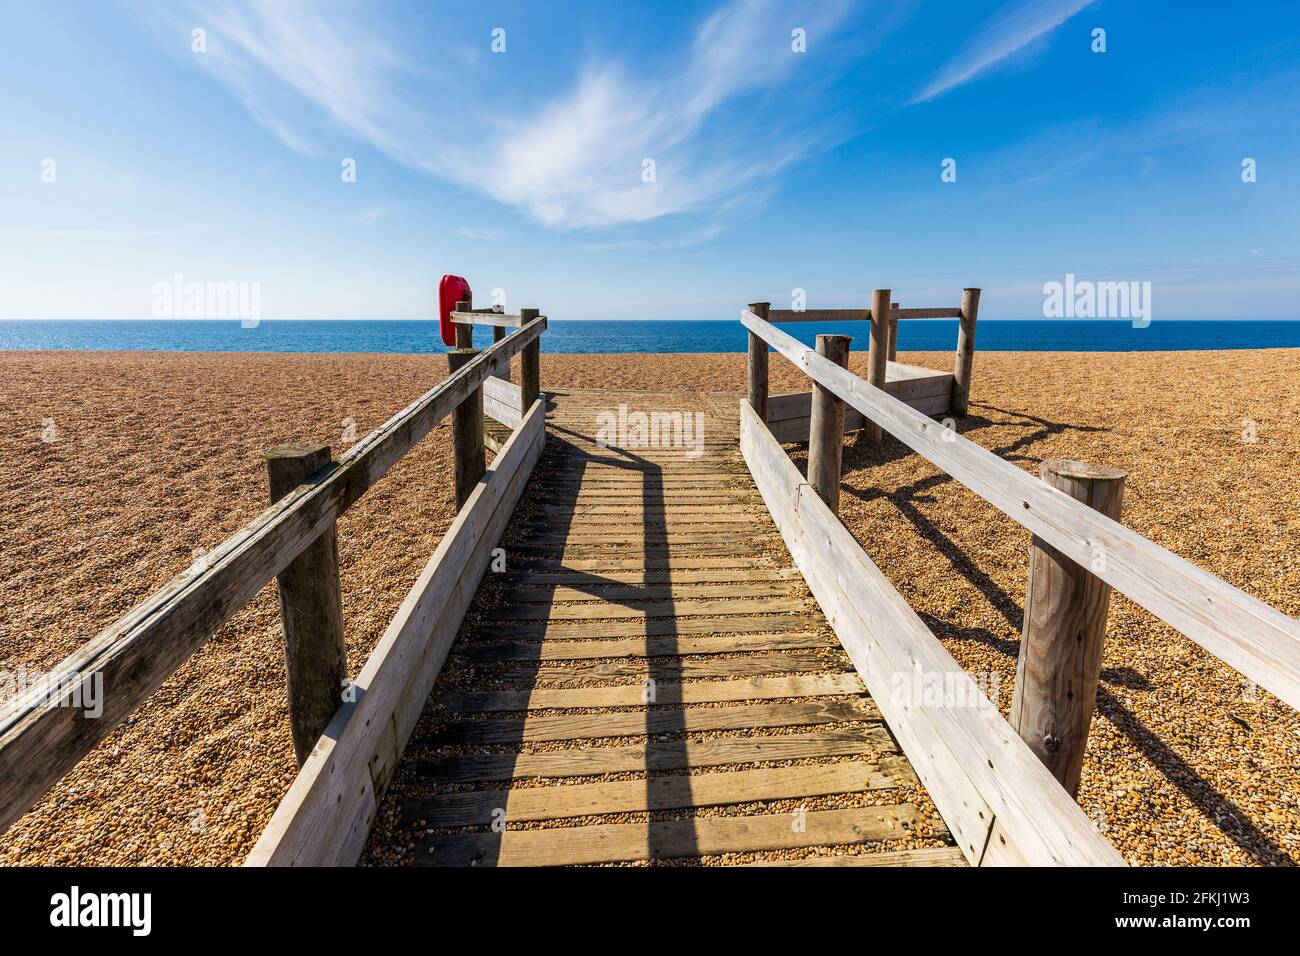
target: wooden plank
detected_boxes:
[0,318,548,836]
[512,556,787,573]
[739,399,1125,867]
[544,515,767,527]
[418,804,927,866]
[530,528,777,540]
[908,393,950,416]
[885,360,953,382]
[562,504,765,515]
[488,597,807,622]
[526,520,768,534]
[895,307,962,319]
[483,395,522,430]
[412,727,896,783]
[407,762,904,828]
[540,466,743,477]
[468,651,846,686]
[473,614,814,642]
[557,490,761,500]
[539,475,748,485]
[500,568,800,586]
[741,309,1300,711]
[450,310,524,328]
[884,372,955,402]
[767,416,813,445]
[770,385,954,439]
[508,538,782,553]
[245,400,546,866]
[429,699,879,746]
[744,846,966,867]
[483,376,524,412]
[499,583,800,603]
[455,631,831,662]
[766,308,870,322]
[441,673,864,712]
[507,543,781,559]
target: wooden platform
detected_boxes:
[367,389,961,866]
[766,361,954,443]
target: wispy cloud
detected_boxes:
[913,0,1096,103]
[156,0,857,231]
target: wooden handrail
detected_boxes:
[450,310,524,329]
[0,317,547,833]
[740,401,1124,864]
[765,306,963,323]
[740,308,1300,711]
[248,398,548,866]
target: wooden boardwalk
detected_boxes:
[12,297,1290,867]
[369,390,962,866]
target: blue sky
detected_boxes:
[1,0,1297,320]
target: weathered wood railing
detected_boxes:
[757,287,981,422]
[0,315,547,837]
[740,301,1300,865]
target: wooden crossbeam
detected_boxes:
[450,310,526,328]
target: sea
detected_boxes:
[0,319,1297,354]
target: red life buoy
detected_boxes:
[438,274,472,347]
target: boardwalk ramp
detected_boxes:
[362,389,959,866]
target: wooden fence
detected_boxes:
[0,315,547,839]
[740,300,1300,865]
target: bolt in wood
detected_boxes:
[807,334,851,514]
[265,443,347,766]
[1011,458,1126,797]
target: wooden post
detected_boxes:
[951,287,980,417]
[887,301,899,362]
[454,296,474,350]
[447,347,485,508]
[520,307,541,409]
[747,302,770,421]
[265,444,347,767]
[491,325,509,381]
[865,289,891,445]
[1011,459,1127,797]
[807,334,851,514]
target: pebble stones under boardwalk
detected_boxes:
[362,390,959,866]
